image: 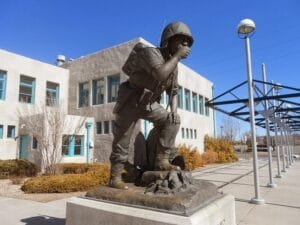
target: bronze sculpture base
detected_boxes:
[86,179,221,216]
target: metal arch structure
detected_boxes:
[206,74,299,200]
[206,80,300,133]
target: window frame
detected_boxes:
[46,81,60,106]
[192,92,198,113]
[184,88,191,111]
[19,75,35,104]
[79,81,90,107]
[0,125,3,139]
[0,70,7,101]
[92,78,105,105]
[7,125,15,138]
[62,135,84,157]
[205,97,210,116]
[199,95,204,115]
[107,74,120,103]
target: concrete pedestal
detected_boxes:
[66,194,236,225]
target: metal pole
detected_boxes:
[272,83,282,178]
[244,37,264,204]
[287,130,293,166]
[290,131,294,163]
[261,64,276,187]
[280,128,287,172]
[284,129,291,168]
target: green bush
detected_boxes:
[21,163,110,193]
[0,159,38,178]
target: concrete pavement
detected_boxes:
[0,157,299,225]
[193,158,300,225]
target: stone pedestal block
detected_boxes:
[66,194,236,225]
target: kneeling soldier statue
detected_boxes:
[109,21,194,189]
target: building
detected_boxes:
[0,37,214,165]
[0,49,94,165]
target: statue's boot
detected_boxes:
[154,148,180,171]
[109,163,128,189]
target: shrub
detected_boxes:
[178,144,203,170]
[204,135,238,163]
[21,163,110,193]
[0,159,38,178]
[58,163,109,174]
[202,150,218,164]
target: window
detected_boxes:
[0,125,3,139]
[46,82,59,106]
[19,75,35,104]
[96,122,102,134]
[192,92,198,113]
[194,129,197,139]
[104,121,109,134]
[7,125,15,138]
[93,78,104,105]
[178,86,183,109]
[199,95,204,115]
[0,70,7,100]
[62,135,84,156]
[205,97,210,116]
[184,89,191,111]
[108,75,120,103]
[186,128,189,139]
[181,127,185,138]
[190,129,193,139]
[79,82,89,107]
[32,137,38,149]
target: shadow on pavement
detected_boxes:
[21,216,65,225]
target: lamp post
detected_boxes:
[237,18,265,204]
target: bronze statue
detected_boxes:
[109,21,194,189]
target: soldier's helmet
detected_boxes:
[160,21,194,48]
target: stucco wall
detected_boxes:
[0,49,69,160]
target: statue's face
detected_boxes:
[168,35,190,55]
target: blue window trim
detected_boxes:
[199,95,204,115]
[7,125,15,138]
[178,86,183,109]
[0,71,7,100]
[192,92,198,113]
[184,88,191,111]
[46,82,60,106]
[205,97,210,116]
[92,79,104,105]
[63,135,84,157]
[0,125,3,139]
[19,75,35,104]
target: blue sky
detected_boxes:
[1,0,299,137]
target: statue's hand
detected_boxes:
[170,112,180,124]
[175,46,190,60]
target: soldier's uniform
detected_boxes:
[109,21,193,189]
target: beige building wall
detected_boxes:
[0,49,69,160]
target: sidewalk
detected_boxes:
[193,158,300,225]
[0,158,299,225]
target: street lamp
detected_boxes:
[237,18,265,204]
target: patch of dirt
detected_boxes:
[0,179,86,202]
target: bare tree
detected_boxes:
[17,101,87,175]
[220,115,241,143]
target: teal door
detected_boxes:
[19,135,29,159]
